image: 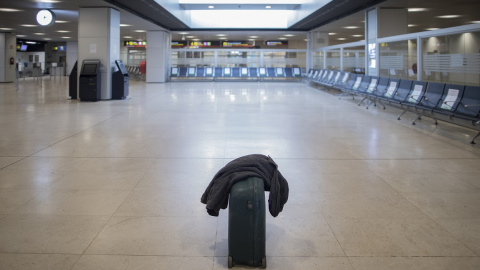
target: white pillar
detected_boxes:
[66,41,78,76]
[0,33,16,82]
[78,7,120,99]
[146,30,170,83]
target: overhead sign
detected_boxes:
[266,40,288,46]
[124,41,146,47]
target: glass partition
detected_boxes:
[217,51,261,67]
[379,39,417,79]
[326,49,341,70]
[171,51,215,67]
[422,31,480,86]
[343,46,365,73]
[312,51,324,69]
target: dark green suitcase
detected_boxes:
[228,177,266,268]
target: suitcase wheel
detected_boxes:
[262,257,266,268]
[228,256,233,268]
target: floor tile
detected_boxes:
[436,218,480,256]
[0,157,23,169]
[318,189,426,219]
[72,255,214,270]
[0,254,80,270]
[349,257,480,270]
[0,214,109,254]
[49,171,144,190]
[327,218,474,257]
[401,192,480,218]
[85,216,217,256]
[0,170,64,189]
[14,189,130,216]
[379,173,480,193]
[0,188,41,214]
[114,189,206,217]
[77,158,156,172]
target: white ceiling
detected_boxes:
[0,0,479,46]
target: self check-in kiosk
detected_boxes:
[112,60,129,100]
[79,60,101,101]
[68,61,78,99]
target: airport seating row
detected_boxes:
[306,69,480,144]
[170,67,303,82]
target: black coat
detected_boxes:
[201,154,289,217]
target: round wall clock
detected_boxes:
[37,9,55,26]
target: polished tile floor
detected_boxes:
[0,77,479,269]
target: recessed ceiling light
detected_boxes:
[218,37,227,40]
[408,24,417,27]
[248,39,255,41]
[61,36,71,39]
[55,20,69,23]
[284,34,295,37]
[124,36,133,38]
[208,5,214,9]
[134,30,146,32]
[266,6,271,9]
[34,33,46,35]
[21,24,37,27]
[425,28,440,31]
[352,34,363,37]
[436,15,461,19]
[178,32,189,35]
[186,36,195,38]
[328,33,337,35]
[249,36,259,38]
[192,38,200,41]
[344,26,359,29]
[278,37,287,40]
[471,21,480,24]
[56,30,70,33]
[120,24,131,27]
[0,28,13,30]
[25,41,37,44]
[43,38,51,40]
[408,8,428,12]
[216,34,226,36]
[0,8,22,12]
[16,35,26,37]
[337,38,347,40]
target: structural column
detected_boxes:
[78,7,120,99]
[0,33,16,82]
[365,7,407,76]
[146,30,170,83]
[66,41,78,76]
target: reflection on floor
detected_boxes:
[0,77,479,269]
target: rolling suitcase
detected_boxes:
[228,177,267,268]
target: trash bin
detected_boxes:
[228,177,266,268]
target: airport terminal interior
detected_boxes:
[1,0,480,269]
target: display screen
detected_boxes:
[20,45,28,51]
[82,64,97,74]
[115,60,128,75]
